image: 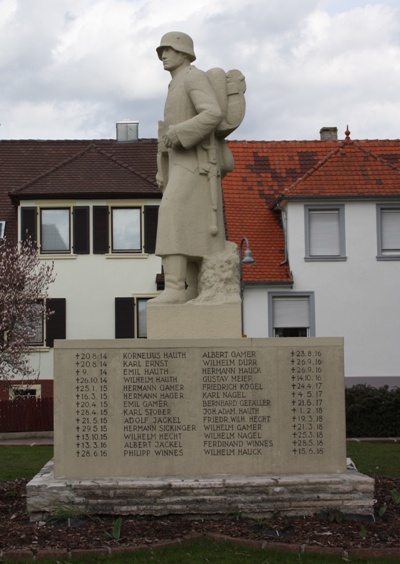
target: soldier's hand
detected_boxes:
[163,126,180,148]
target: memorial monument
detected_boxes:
[147,31,246,337]
[27,33,374,520]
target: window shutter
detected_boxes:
[273,297,310,328]
[93,206,109,254]
[115,298,135,338]
[21,207,37,243]
[73,206,90,254]
[46,298,66,347]
[309,210,340,256]
[144,206,159,254]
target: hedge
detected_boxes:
[345,384,400,438]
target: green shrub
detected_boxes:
[345,384,400,437]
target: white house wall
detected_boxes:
[21,199,162,382]
[242,200,399,382]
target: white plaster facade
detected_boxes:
[21,198,162,383]
[243,199,400,383]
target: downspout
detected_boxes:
[276,201,288,266]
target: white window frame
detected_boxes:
[0,221,5,239]
[268,292,316,337]
[305,204,346,261]
[9,384,42,399]
[377,204,400,260]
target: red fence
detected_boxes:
[0,398,54,432]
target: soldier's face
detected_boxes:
[160,47,187,72]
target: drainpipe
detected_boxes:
[276,202,288,266]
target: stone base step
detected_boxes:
[27,459,374,521]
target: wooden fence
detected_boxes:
[0,397,54,432]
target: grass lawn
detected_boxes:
[0,443,399,563]
[0,445,53,480]
[347,442,400,478]
[1,443,398,482]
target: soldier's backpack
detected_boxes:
[206,68,246,138]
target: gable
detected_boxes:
[279,140,400,202]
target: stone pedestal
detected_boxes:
[147,303,242,339]
[27,337,374,519]
[27,459,374,519]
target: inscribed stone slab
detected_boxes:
[54,338,346,478]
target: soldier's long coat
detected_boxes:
[155,65,228,259]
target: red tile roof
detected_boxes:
[223,139,400,283]
[278,139,400,202]
[2,136,400,284]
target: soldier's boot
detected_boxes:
[185,260,199,301]
[151,255,187,304]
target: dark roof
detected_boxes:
[11,144,159,199]
[0,139,160,241]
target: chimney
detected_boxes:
[319,127,338,141]
[116,120,139,142]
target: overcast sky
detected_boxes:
[0,0,399,142]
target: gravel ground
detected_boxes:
[0,476,399,555]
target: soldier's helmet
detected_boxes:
[156,31,196,62]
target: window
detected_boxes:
[0,221,5,239]
[115,297,151,338]
[94,205,158,255]
[21,207,89,255]
[377,205,400,259]
[305,205,346,260]
[10,385,41,399]
[29,301,45,345]
[29,298,66,347]
[22,205,158,256]
[137,298,149,338]
[41,209,70,253]
[268,292,315,337]
[111,208,141,252]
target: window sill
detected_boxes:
[26,346,50,352]
[39,254,77,260]
[376,255,400,261]
[304,256,347,262]
[105,253,149,259]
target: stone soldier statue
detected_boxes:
[152,31,245,305]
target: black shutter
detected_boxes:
[93,206,109,254]
[73,206,90,254]
[21,207,37,243]
[115,298,135,338]
[46,298,66,347]
[144,205,159,254]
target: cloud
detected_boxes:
[0,0,399,141]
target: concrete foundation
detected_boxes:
[27,459,374,521]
